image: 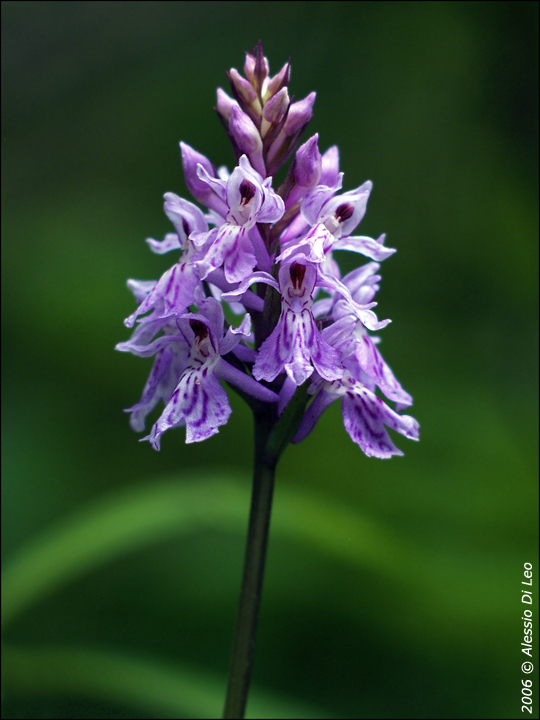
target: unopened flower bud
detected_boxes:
[264,61,291,102]
[262,87,289,124]
[294,134,322,188]
[216,88,240,123]
[283,92,316,136]
[229,106,265,176]
[229,105,262,155]
[229,68,258,104]
[320,145,340,187]
[180,142,215,201]
[244,52,257,85]
[180,142,227,216]
[253,41,270,93]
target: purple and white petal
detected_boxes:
[257,178,286,224]
[317,269,390,332]
[146,233,182,255]
[222,226,258,284]
[198,225,246,281]
[352,337,413,407]
[126,279,156,303]
[341,385,419,459]
[148,369,231,448]
[320,181,372,238]
[126,342,188,433]
[124,261,201,328]
[221,271,279,303]
[333,234,396,262]
[301,180,342,226]
[220,313,252,355]
[196,162,228,204]
[163,193,209,240]
[277,223,330,265]
[319,145,341,188]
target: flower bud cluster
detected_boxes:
[117,43,419,458]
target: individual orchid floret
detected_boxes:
[280,181,396,267]
[293,364,419,458]
[196,155,284,283]
[278,151,343,246]
[320,265,413,408]
[116,317,190,432]
[180,142,228,216]
[308,181,396,261]
[253,258,343,386]
[124,194,210,328]
[125,297,278,448]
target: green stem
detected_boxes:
[223,407,278,719]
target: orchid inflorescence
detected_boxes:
[117,43,419,459]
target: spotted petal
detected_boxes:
[148,368,231,448]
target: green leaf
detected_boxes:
[2,643,328,719]
[2,472,515,638]
[1,474,249,630]
[1,472,404,631]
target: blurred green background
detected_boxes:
[2,2,538,718]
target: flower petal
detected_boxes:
[333,233,396,261]
[146,233,182,255]
[353,336,413,407]
[149,369,231,448]
[341,386,419,458]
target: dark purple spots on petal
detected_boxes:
[191,387,209,428]
[183,379,199,415]
[335,203,354,224]
[290,262,306,290]
[239,179,256,205]
[190,320,209,340]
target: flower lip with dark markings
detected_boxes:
[289,262,306,290]
[335,203,354,223]
[239,179,257,205]
[189,319,209,339]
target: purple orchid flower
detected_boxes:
[278,181,396,267]
[124,194,210,328]
[118,47,420,720]
[319,262,413,408]
[195,155,284,283]
[253,258,343,385]
[293,363,419,458]
[119,296,278,447]
[118,44,418,462]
